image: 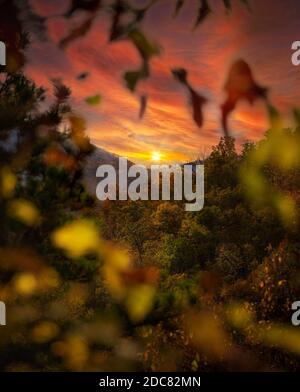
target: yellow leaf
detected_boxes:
[31,321,59,343]
[226,302,254,330]
[52,219,100,258]
[8,199,40,226]
[0,167,16,198]
[102,245,131,299]
[65,335,89,370]
[14,273,38,296]
[125,284,155,323]
[274,194,298,228]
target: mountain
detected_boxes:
[83,146,204,199]
[83,146,134,196]
[182,159,204,173]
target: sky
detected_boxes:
[25,0,300,164]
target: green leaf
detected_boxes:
[129,29,160,61]
[124,63,149,92]
[85,94,101,106]
[124,71,142,92]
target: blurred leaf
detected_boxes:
[174,0,185,17]
[109,0,129,41]
[0,248,44,273]
[124,63,149,92]
[102,245,131,299]
[172,67,207,128]
[13,273,38,296]
[85,94,102,106]
[257,324,300,355]
[226,302,254,330]
[8,199,40,226]
[194,0,211,29]
[52,219,100,258]
[60,16,95,48]
[63,335,89,370]
[186,310,229,359]
[267,104,282,132]
[139,94,148,119]
[0,167,16,198]
[44,146,77,171]
[64,0,101,18]
[122,266,159,285]
[69,115,91,151]
[31,321,59,344]
[221,59,268,136]
[38,268,61,292]
[129,29,160,61]
[125,284,156,323]
[274,194,298,228]
[77,72,90,80]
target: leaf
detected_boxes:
[129,29,160,61]
[64,0,101,18]
[69,114,91,150]
[125,284,156,323]
[0,248,44,273]
[124,70,143,92]
[109,0,129,42]
[101,245,132,300]
[31,321,59,344]
[44,146,77,171]
[0,166,16,198]
[222,0,231,11]
[172,67,188,84]
[122,266,159,285]
[7,199,41,226]
[77,72,90,80]
[172,67,208,128]
[194,0,211,29]
[60,16,95,48]
[52,219,100,258]
[174,0,185,17]
[122,31,158,92]
[124,63,149,92]
[221,59,268,136]
[85,94,101,106]
[189,88,208,128]
[13,273,38,296]
[139,94,148,119]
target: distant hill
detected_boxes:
[83,146,204,198]
[83,146,134,196]
[182,159,204,173]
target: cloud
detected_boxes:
[24,0,300,163]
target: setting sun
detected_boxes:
[151,151,161,162]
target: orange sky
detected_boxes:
[25,0,300,164]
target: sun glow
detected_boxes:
[151,151,161,162]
